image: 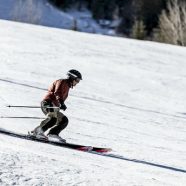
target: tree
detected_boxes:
[117,0,166,36]
[91,0,117,20]
[116,0,135,35]
[153,0,186,46]
[131,19,146,39]
[137,0,166,33]
[91,0,105,20]
[48,0,76,9]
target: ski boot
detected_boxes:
[30,126,48,140]
[47,134,66,143]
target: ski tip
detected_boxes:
[77,146,93,152]
[95,148,112,153]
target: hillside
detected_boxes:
[0,0,112,35]
[0,19,186,185]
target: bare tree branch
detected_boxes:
[153,0,186,46]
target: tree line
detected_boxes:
[49,0,186,46]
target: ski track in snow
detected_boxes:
[0,20,186,185]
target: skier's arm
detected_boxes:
[53,80,62,102]
[54,80,67,110]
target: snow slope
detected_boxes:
[0,0,74,29]
[0,0,111,35]
[0,19,186,185]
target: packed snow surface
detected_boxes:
[0,19,186,185]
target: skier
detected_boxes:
[31,69,82,142]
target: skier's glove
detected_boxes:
[59,100,67,111]
[60,103,67,111]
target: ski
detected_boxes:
[0,128,111,153]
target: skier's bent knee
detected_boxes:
[62,116,69,125]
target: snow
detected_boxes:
[0,0,114,35]
[0,19,186,185]
[0,0,74,29]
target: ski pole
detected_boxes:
[7,105,40,108]
[6,105,60,109]
[0,116,45,119]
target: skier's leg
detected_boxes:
[32,101,57,134]
[40,113,57,132]
[48,112,68,135]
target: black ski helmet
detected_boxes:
[67,69,82,80]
